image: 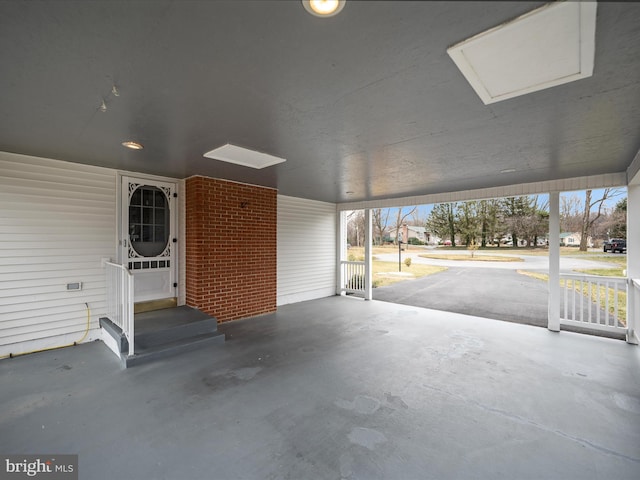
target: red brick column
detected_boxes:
[185,176,277,322]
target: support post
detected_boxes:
[337,210,347,296]
[548,191,561,332]
[626,184,639,344]
[364,209,373,300]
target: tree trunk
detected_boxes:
[579,190,591,252]
[448,206,456,247]
[481,218,487,247]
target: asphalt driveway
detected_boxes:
[373,249,626,332]
[373,267,549,327]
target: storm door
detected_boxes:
[121,176,177,302]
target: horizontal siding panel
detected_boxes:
[0,176,114,197]
[1,318,99,342]
[1,230,113,242]
[0,192,114,210]
[1,300,105,325]
[0,267,106,282]
[0,154,115,178]
[0,242,114,252]
[0,261,106,274]
[0,206,114,219]
[0,152,117,349]
[0,247,116,258]
[0,255,111,267]
[0,274,106,291]
[0,216,114,228]
[277,195,336,305]
[0,165,116,189]
[1,320,97,346]
[0,286,105,306]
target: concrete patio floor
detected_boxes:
[1,297,639,479]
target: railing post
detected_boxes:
[337,210,347,296]
[364,209,373,300]
[127,272,134,356]
[627,184,639,344]
[628,279,638,345]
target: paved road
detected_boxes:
[373,266,550,327]
[375,249,618,272]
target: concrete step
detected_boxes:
[134,316,219,348]
[122,332,225,368]
[100,305,225,368]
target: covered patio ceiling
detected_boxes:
[1,1,639,204]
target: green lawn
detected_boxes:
[373,262,447,288]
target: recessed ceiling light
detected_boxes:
[122,141,144,150]
[500,168,516,174]
[203,144,286,169]
[447,1,597,104]
[302,0,345,18]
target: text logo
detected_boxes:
[1,456,77,480]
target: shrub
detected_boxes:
[404,257,412,267]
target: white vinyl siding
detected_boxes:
[0,152,116,356]
[277,195,336,306]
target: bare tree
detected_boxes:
[392,206,417,244]
[372,208,391,245]
[410,208,428,228]
[598,197,627,240]
[579,188,624,251]
[346,210,365,247]
[502,196,536,247]
[560,194,583,233]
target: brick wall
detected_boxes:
[185,176,277,322]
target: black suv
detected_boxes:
[603,238,626,253]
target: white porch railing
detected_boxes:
[105,262,135,356]
[559,273,628,335]
[340,261,366,296]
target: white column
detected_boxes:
[337,210,347,296]
[548,191,561,332]
[364,209,373,300]
[626,184,639,344]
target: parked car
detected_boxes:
[603,238,626,253]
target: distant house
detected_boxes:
[388,224,440,245]
[560,232,593,248]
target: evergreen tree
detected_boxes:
[456,201,479,247]
[427,203,458,247]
